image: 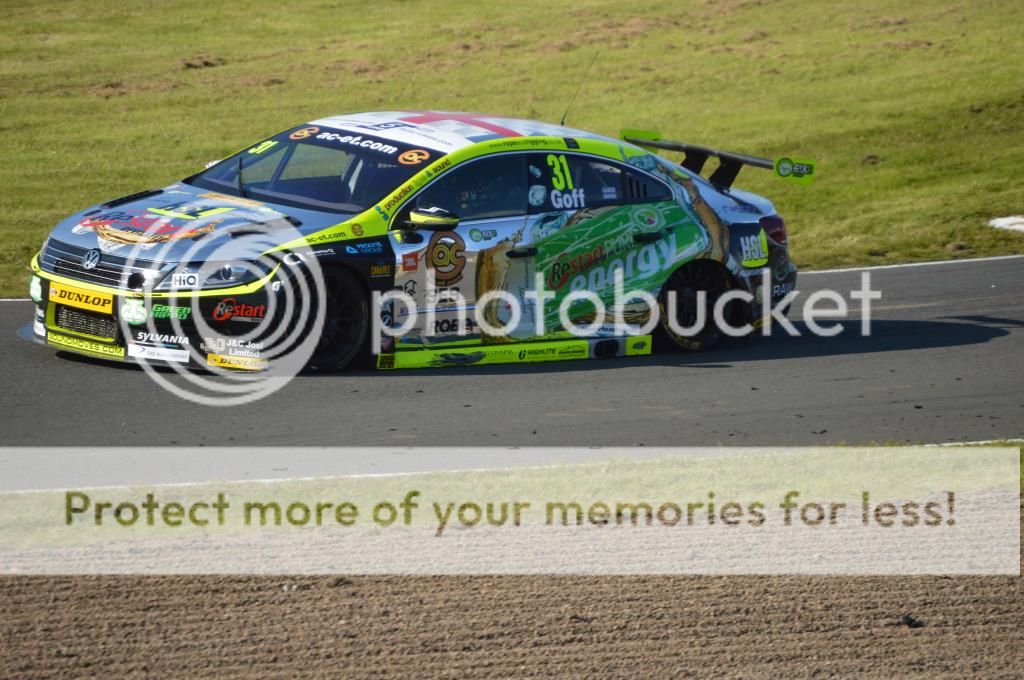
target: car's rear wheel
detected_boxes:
[306,267,369,372]
[655,262,732,352]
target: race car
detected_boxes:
[26,111,809,371]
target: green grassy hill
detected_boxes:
[1,0,1022,296]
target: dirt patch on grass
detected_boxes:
[1,574,1020,677]
[181,54,226,70]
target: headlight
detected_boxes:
[156,261,267,291]
[29,275,42,303]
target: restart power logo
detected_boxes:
[212,298,267,322]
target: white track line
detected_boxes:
[5,443,1020,494]
[0,298,30,302]
[802,253,1024,275]
[928,438,1024,447]
[2,463,571,495]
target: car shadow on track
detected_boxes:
[352,316,1017,378]
[49,317,1014,377]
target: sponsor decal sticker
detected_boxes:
[71,204,227,252]
[127,344,190,363]
[207,353,267,371]
[774,157,816,185]
[248,140,278,155]
[557,344,588,358]
[773,282,795,297]
[351,224,364,237]
[201,336,262,357]
[48,331,125,358]
[355,121,416,132]
[134,330,189,346]
[739,230,769,268]
[550,188,586,210]
[315,132,399,155]
[518,347,558,360]
[212,298,266,322]
[398,149,431,165]
[432,316,477,336]
[290,127,320,140]
[528,185,547,207]
[427,232,466,286]
[170,272,199,288]
[382,184,415,212]
[428,158,452,175]
[151,304,191,320]
[370,264,393,278]
[402,253,420,272]
[469,228,497,242]
[48,282,113,314]
[120,298,148,326]
[344,241,385,255]
[548,245,606,290]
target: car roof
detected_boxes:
[306,110,620,154]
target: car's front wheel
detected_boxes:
[655,262,731,352]
[306,267,369,372]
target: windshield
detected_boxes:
[186,126,442,214]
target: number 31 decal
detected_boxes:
[546,154,575,191]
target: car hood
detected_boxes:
[49,184,349,263]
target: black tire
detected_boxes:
[655,262,732,352]
[306,267,369,372]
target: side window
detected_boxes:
[414,154,526,221]
[624,167,672,203]
[528,153,604,213]
[527,153,671,212]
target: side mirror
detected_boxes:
[406,206,460,231]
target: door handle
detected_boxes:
[633,232,663,244]
[506,247,537,258]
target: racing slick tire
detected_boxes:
[305,266,370,372]
[655,261,732,352]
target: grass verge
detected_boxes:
[1,0,1022,296]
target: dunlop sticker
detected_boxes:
[207,353,267,371]
[48,282,113,314]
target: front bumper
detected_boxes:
[29,264,276,371]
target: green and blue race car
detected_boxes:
[27,111,809,371]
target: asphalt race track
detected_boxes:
[2,256,1022,679]
[1,255,1021,487]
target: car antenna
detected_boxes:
[559,51,600,127]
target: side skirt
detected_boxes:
[377,336,652,370]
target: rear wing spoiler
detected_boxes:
[620,129,815,188]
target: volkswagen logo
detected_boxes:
[81,249,102,271]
